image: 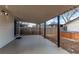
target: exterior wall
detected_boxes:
[0,14,14,48]
[67,18,79,31]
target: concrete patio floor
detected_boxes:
[0,35,69,54]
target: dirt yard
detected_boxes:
[46,34,79,54]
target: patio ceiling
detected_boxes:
[0,5,78,24]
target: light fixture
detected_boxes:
[0,9,8,16]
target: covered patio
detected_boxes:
[0,5,79,54]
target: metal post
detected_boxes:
[57,15,60,47]
[44,22,46,38]
[39,24,41,35]
[14,19,17,36]
[19,21,21,36]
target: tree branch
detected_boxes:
[68,9,77,20]
[62,15,67,23]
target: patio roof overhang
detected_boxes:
[0,5,78,24]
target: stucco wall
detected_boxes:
[0,14,14,48]
[67,18,79,32]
